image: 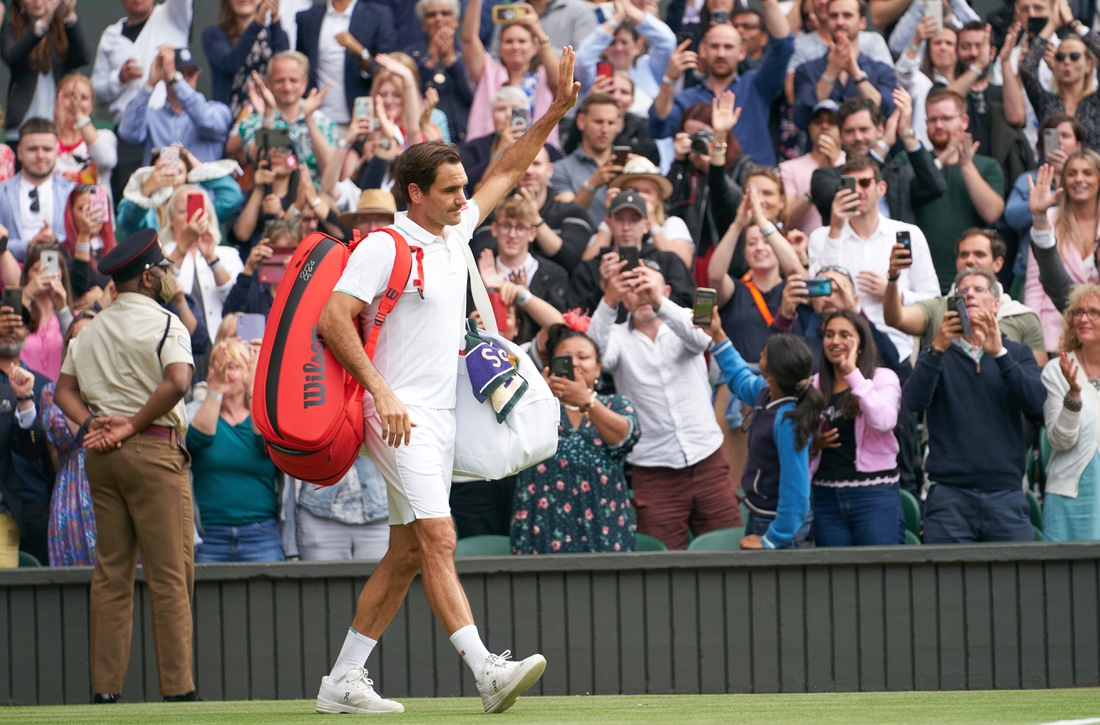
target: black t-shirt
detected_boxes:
[121,19,147,43]
[967,84,1003,160]
[814,389,899,484]
[718,278,784,364]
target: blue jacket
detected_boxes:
[0,173,78,261]
[793,53,897,130]
[223,271,274,317]
[295,1,397,118]
[903,337,1047,490]
[0,362,48,535]
[648,33,794,166]
[711,337,811,549]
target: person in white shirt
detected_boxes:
[310,49,580,718]
[0,118,77,261]
[807,154,940,359]
[589,260,741,550]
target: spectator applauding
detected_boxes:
[0,118,77,260]
[201,0,289,119]
[810,310,903,546]
[1041,285,1100,541]
[511,322,641,554]
[403,0,472,144]
[54,74,118,191]
[903,267,1047,543]
[188,340,282,562]
[780,99,844,235]
[590,260,738,550]
[119,45,232,164]
[703,316,823,549]
[2,0,89,139]
[793,0,896,130]
[649,0,793,166]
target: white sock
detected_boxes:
[329,628,377,682]
[450,624,491,683]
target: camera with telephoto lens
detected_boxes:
[689,129,714,155]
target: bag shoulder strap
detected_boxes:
[457,234,498,336]
[740,271,774,327]
[364,228,413,360]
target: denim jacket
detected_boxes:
[297,453,389,525]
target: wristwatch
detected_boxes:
[80,413,96,434]
[172,71,184,85]
[901,129,917,140]
[853,73,869,84]
[360,48,371,62]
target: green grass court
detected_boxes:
[4,691,1100,724]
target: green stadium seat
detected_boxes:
[455,535,511,557]
[18,550,41,567]
[1040,427,1052,476]
[1026,488,1042,532]
[899,488,921,537]
[1034,525,1043,542]
[91,119,114,131]
[686,526,745,551]
[634,533,668,551]
[904,530,921,545]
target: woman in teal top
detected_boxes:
[187,339,282,562]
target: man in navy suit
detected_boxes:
[295,0,397,128]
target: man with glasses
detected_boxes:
[732,9,768,74]
[807,154,939,360]
[54,228,199,701]
[903,267,1046,543]
[916,88,1006,293]
[0,119,77,262]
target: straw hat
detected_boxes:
[339,189,398,226]
[607,157,673,200]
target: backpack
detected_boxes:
[253,228,411,487]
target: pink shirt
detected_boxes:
[22,314,63,381]
[1025,208,1100,351]
[777,150,845,235]
[467,55,559,148]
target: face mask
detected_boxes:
[157,270,177,304]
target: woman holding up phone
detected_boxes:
[810,310,904,546]
[510,321,641,554]
[700,314,823,549]
[20,243,72,380]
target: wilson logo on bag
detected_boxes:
[253,229,411,486]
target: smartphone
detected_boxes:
[187,192,205,222]
[39,250,59,279]
[552,354,574,381]
[896,230,912,252]
[612,145,631,167]
[947,296,973,337]
[256,126,292,150]
[354,95,376,132]
[510,107,530,132]
[840,175,857,195]
[620,245,639,271]
[1043,127,1061,158]
[237,312,266,343]
[594,1,614,23]
[491,4,529,23]
[1027,15,1047,39]
[923,0,943,34]
[2,287,21,318]
[89,185,110,223]
[711,9,730,24]
[693,287,717,326]
[258,244,297,285]
[596,60,614,81]
[159,145,180,174]
[676,30,694,47]
[803,278,833,298]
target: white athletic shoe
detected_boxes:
[316,666,405,714]
[478,650,547,714]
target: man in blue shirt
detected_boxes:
[792,0,896,130]
[648,0,793,166]
[119,44,232,165]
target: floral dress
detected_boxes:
[42,383,97,566]
[511,394,641,554]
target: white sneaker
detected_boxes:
[316,666,404,714]
[477,650,547,714]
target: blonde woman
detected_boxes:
[1041,283,1100,540]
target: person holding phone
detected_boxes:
[510,321,640,554]
[808,310,904,546]
[229,142,306,251]
[1005,114,1085,245]
[904,267,1047,543]
[224,221,302,317]
[551,93,626,228]
[19,243,72,381]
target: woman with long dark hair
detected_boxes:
[701,314,824,549]
[811,310,904,546]
[20,242,72,380]
[1,0,88,139]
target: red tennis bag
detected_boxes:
[253,229,411,486]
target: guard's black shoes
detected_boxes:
[92,693,121,704]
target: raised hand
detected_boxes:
[893,87,913,141]
[302,81,333,117]
[710,90,741,137]
[551,46,582,116]
[1028,164,1062,216]
[8,364,34,400]
[666,39,698,82]
[956,132,979,169]
[478,248,506,289]
[1061,351,1082,397]
[250,70,277,114]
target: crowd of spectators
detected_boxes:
[6,0,1100,570]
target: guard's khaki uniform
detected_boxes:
[61,292,195,697]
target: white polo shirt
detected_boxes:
[335,201,479,409]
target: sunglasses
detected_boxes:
[848,177,874,188]
[29,187,39,213]
[1056,51,1084,61]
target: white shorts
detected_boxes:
[363,402,455,525]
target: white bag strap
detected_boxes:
[458,237,499,337]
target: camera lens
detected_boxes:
[689,129,714,155]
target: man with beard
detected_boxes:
[552,93,625,228]
[792,0,897,129]
[648,1,793,166]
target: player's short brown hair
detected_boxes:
[391,141,462,206]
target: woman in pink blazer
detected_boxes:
[810,310,904,546]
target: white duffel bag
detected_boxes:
[451,241,558,480]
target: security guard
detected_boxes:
[54,229,197,703]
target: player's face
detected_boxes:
[422,162,469,228]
